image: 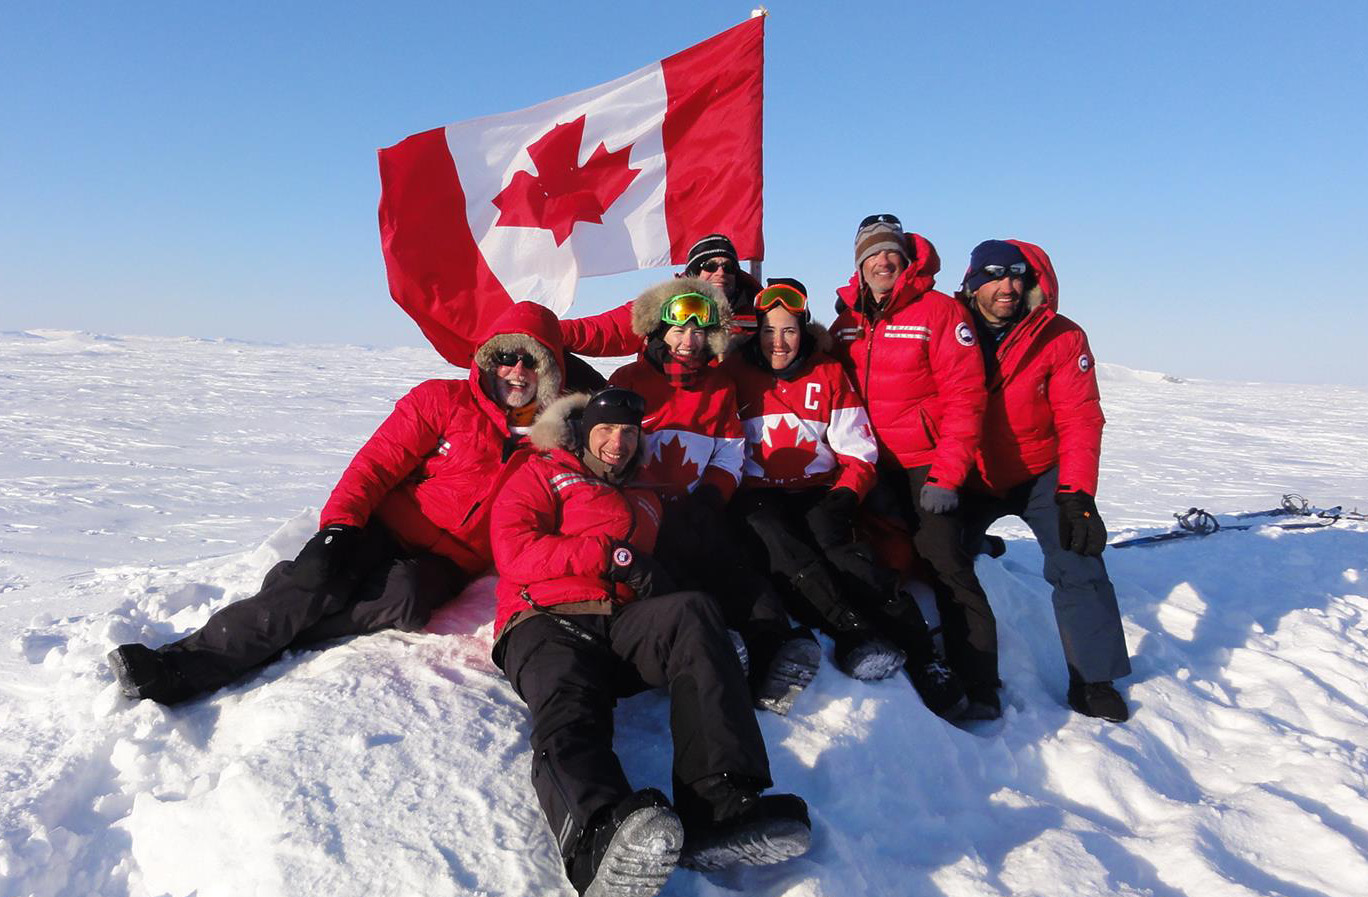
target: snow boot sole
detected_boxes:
[681,795,812,871]
[754,637,821,716]
[583,804,684,897]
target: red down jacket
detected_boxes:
[490,445,663,639]
[830,233,987,489]
[319,302,565,574]
[731,339,878,498]
[966,240,1105,496]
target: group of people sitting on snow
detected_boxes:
[108,218,1131,897]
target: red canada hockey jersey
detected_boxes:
[731,350,878,497]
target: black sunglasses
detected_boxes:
[858,213,902,230]
[981,262,1028,279]
[492,350,538,370]
[699,259,738,274]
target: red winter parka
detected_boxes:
[732,326,878,498]
[963,240,1105,496]
[490,394,664,639]
[319,302,566,574]
[830,233,987,489]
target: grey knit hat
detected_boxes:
[854,219,909,270]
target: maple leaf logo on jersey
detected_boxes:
[492,116,641,246]
[637,433,701,496]
[754,417,817,482]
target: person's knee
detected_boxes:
[1043,550,1110,592]
[260,560,297,590]
[657,590,727,632]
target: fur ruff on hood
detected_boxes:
[805,321,834,354]
[473,332,562,409]
[529,393,590,452]
[629,277,734,359]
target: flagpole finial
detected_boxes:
[750,7,768,18]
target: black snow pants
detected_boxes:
[868,463,1000,690]
[653,493,791,643]
[494,591,771,862]
[728,487,937,662]
[159,522,466,694]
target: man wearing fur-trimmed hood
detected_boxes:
[108,301,568,706]
[489,385,811,896]
[956,239,1131,722]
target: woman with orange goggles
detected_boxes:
[724,277,970,718]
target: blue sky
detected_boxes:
[3,2,1364,385]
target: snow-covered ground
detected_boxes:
[2,330,1366,897]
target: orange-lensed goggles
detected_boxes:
[660,292,720,328]
[754,283,809,315]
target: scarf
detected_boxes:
[645,336,706,389]
[506,401,539,429]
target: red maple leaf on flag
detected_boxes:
[492,116,641,246]
[755,417,816,483]
[637,433,701,496]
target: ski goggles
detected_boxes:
[659,292,720,328]
[492,350,539,370]
[858,212,902,230]
[978,262,1028,279]
[585,387,646,420]
[754,283,809,316]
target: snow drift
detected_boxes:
[2,331,1366,897]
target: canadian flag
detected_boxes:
[377,17,764,365]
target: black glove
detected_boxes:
[807,487,859,549]
[1056,491,1107,556]
[919,482,959,514]
[292,524,362,587]
[606,540,673,599]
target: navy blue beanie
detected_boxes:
[963,240,1028,294]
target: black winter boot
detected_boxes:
[567,788,684,897]
[906,657,969,719]
[1068,679,1129,722]
[108,644,196,705]
[833,631,906,681]
[960,681,1002,721]
[677,774,811,872]
[747,626,821,716]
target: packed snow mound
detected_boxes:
[3,334,1368,897]
[1095,362,1185,384]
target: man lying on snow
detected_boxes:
[107,302,567,705]
[955,240,1132,722]
[490,387,811,897]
